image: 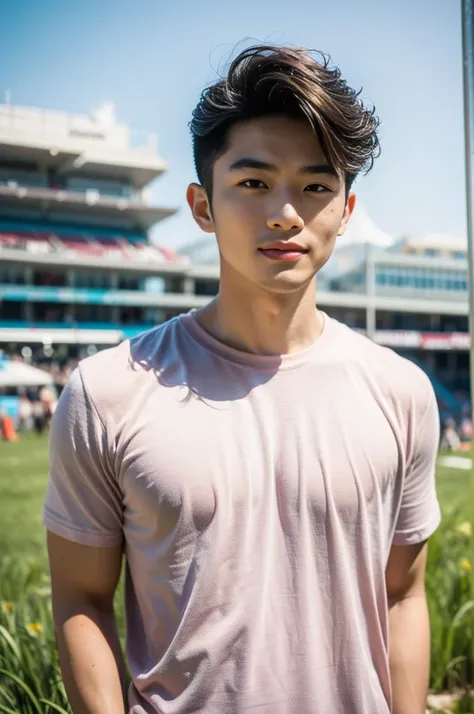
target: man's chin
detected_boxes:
[257,271,317,295]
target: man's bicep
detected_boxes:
[47,531,123,606]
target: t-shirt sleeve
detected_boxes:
[392,379,441,545]
[43,367,123,548]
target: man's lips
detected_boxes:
[258,243,309,262]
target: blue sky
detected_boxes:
[0,0,463,248]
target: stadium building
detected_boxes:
[0,101,470,419]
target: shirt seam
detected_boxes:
[393,506,441,537]
[77,363,120,487]
[43,504,122,541]
[77,363,108,434]
[406,380,438,468]
[416,380,437,434]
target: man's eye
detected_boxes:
[305,184,331,193]
[239,179,267,189]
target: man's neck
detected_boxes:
[194,271,323,357]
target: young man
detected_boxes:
[44,45,441,714]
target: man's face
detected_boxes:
[188,115,355,294]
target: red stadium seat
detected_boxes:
[62,239,104,256]
[0,228,183,263]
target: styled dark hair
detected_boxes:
[190,44,380,199]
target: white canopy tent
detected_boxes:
[0,360,54,388]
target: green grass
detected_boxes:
[436,458,472,515]
[0,434,50,562]
[0,436,473,712]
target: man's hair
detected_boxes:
[190,44,380,199]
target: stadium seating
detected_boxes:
[408,354,464,421]
[0,232,23,247]
[61,239,104,256]
[0,227,182,263]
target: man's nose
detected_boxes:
[266,202,304,231]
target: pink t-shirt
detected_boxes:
[43,312,441,714]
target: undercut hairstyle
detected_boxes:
[190,44,380,200]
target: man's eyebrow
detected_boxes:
[228,158,278,172]
[300,163,339,178]
[228,158,339,179]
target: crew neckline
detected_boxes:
[180,310,334,371]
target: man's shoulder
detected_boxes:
[329,319,435,413]
[76,317,184,418]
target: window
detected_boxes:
[0,167,47,189]
[0,301,25,320]
[67,176,132,198]
[163,276,185,293]
[433,272,443,290]
[0,268,26,284]
[75,304,113,323]
[413,270,421,287]
[33,270,67,287]
[195,279,218,296]
[119,306,144,324]
[75,272,110,289]
[31,302,67,323]
[144,308,166,324]
[118,275,142,291]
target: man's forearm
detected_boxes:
[53,599,127,714]
[388,592,430,714]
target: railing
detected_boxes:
[0,285,167,304]
[0,321,152,341]
[0,320,148,331]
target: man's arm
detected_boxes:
[385,540,430,714]
[47,532,127,714]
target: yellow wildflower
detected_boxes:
[460,558,472,573]
[26,622,43,636]
[1,601,14,614]
[456,522,472,538]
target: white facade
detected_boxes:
[0,102,167,189]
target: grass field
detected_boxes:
[0,434,50,562]
[0,434,473,712]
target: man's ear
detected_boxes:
[186,183,215,234]
[337,192,356,236]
